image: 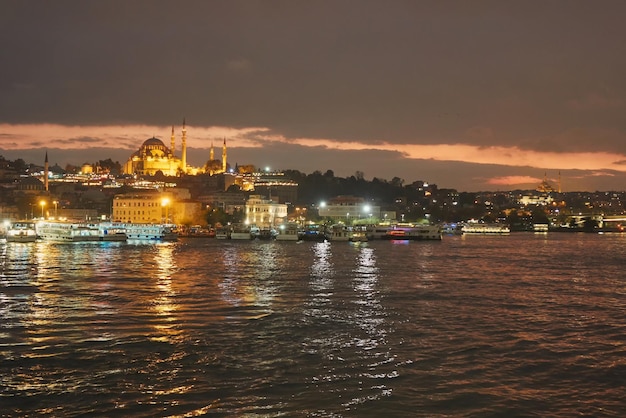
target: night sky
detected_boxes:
[2,1,626,191]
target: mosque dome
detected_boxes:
[134,137,171,158]
[142,137,167,148]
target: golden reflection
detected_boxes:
[218,243,280,314]
[150,243,182,342]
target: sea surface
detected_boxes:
[1,233,626,417]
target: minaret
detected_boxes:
[222,137,227,172]
[181,118,187,173]
[210,140,214,161]
[170,126,176,157]
[558,171,562,193]
[44,151,49,192]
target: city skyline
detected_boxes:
[2,1,626,191]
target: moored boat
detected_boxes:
[230,223,253,240]
[366,223,441,240]
[36,220,102,242]
[215,226,231,239]
[113,223,177,241]
[275,223,300,241]
[6,221,38,242]
[328,224,352,241]
[461,223,510,234]
[299,224,328,242]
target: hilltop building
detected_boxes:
[123,120,229,177]
[235,170,298,203]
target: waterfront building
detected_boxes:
[245,195,288,228]
[112,189,202,225]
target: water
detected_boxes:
[1,233,626,417]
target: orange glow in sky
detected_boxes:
[2,123,626,175]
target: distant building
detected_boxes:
[318,195,380,223]
[236,170,298,203]
[245,195,288,227]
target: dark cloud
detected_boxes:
[2,1,626,185]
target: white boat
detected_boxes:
[97,223,128,241]
[36,221,102,242]
[328,224,351,241]
[461,223,510,234]
[349,226,368,242]
[276,223,300,241]
[6,221,38,242]
[110,223,177,241]
[327,224,368,242]
[230,223,253,240]
[215,226,231,239]
[366,225,393,240]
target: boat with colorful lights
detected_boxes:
[461,223,510,234]
[366,223,442,241]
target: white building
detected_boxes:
[245,195,287,228]
[318,195,380,223]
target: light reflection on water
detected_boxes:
[1,234,626,416]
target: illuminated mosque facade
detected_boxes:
[123,120,228,177]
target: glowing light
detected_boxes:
[39,200,46,219]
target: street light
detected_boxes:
[39,200,46,219]
[53,200,58,218]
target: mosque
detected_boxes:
[123,120,228,176]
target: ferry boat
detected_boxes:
[275,223,300,241]
[5,221,38,242]
[230,223,253,240]
[299,224,328,242]
[36,221,103,242]
[253,227,277,240]
[112,223,177,241]
[383,224,442,240]
[461,223,510,234]
[366,223,442,240]
[215,226,231,239]
[328,224,352,241]
[327,224,368,242]
[349,226,368,242]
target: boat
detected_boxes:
[215,226,231,239]
[230,223,253,240]
[113,223,177,241]
[461,223,510,234]
[366,225,393,240]
[275,223,300,241]
[36,220,103,242]
[98,223,128,241]
[299,224,328,242]
[366,223,442,240]
[327,224,368,242]
[349,226,368,242]
[383,224,442,240]
[328,224,352,241]
[253,228,277,240]
[5,221,38,242]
